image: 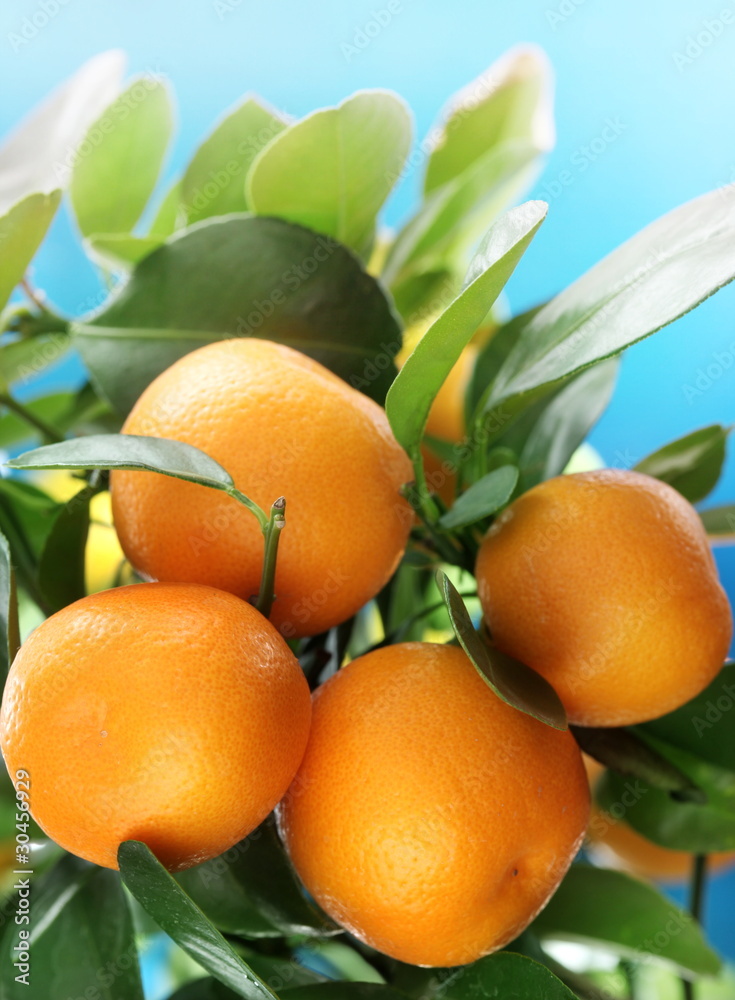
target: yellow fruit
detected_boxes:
[111,340,413,638]
[0,583,311,871]
[476,470,732,727]
[279,642,589,967]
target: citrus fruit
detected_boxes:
[0,582,311,871]
[110,339,413,638]
[279,641,589,967]
[476,470,732,727]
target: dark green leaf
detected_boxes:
[533,864,721,977]
[282,987,409,1000]
[73,215,402,412]
[386,201,546,463]
[467,304,545,419]
[570,724,705,802]
[8,434,234,490]
[438,465,518,529]
[638,663,735,774]
[176,818,336,939]
[70,76,175,237]
[38,485,93,611]
[0,191,62,312]
[423,952,578,1000]
[485,186,735,412]
[119,840,279,1000]
[700,505,735,539]
[0,853,144,1000]
[247,91,412,257]
[437,571,567,729]
[635,425,729,504]
[182,96,286,224]
[516,358,618,490]
[596,741,735,853]
[0,478,59,610]
[0,530,19,676]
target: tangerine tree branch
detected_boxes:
[0,392,64,444]
[682,854,708,1000]
[255,497,286,620]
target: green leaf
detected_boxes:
[247,91,412,257]
[597,741,735,853]
[148,180,184,237]
[84,233,164,271]
[0,530,19,676]
[516,358,619,490]
[425,46,553,193]
[386,201,546,463]
[438,464,518,529]
[70,76,175,237]
[437,571,567,729]
[0,332,71,391]
[570,725,705,802]
[0,392,74,448]
[282,987,409,1000]
[6,435,264,521]
[118,840,279,1000]
[424,952,578,1000]
[182,96,286,224]
[485,186,735,411]
[700,505,735,539]
[73,215,402,413]
[533,864,721,977]
[0,51,124,213]
[635,425,729,504]
[0,853,144,1000]
[0,478,59,610]
[38,486,93,612]
[637,664,735,778]
[0,191,62,312]
[176,818,336,939]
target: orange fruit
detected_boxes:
[279,642,589,967]
[0,583,311,871]
[582,757,735,881]
[111,340,413,638]
[476,470,732,727]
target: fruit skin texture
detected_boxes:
[476,470,733,728]
[111,339,413,638]
[279,642,589,967]
[0,583,311,872]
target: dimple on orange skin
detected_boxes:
[278,642,589,968]
[0,583,312,872]
[475,469,733,728]
[110,339,413,639]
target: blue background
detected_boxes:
[1,0,734,972]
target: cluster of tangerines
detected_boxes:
[1,338,732,968]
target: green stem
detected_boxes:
[0,392,64,444]
[228,487,268,531]
[255,497,286,619]
[682,854,708,1000]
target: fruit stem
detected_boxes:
[0,392,65,444]
[254,497,286,620]
[681,854,708,1000]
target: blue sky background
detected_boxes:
[1,0,734,965]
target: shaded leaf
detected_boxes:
[700,505,735,540]
[74,216,402,413]
[70,76,174,237]
[248,91,412,256]
[0,191,62,312]
[635,425,729,504]
[38,485,94,612]
[119,841,279,1000]
[437,571,567,729]
[438,465,518,529]
[424,952,577,1000]
[282,987,409,1000]
[0,530,19,677]
[182,96,286,224]
[533,864,721,977]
